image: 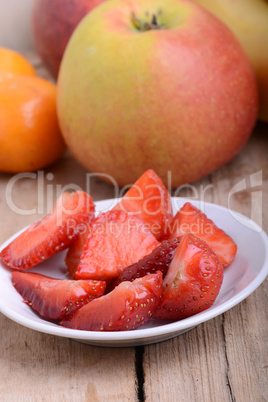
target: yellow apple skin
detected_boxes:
[193,0,268,122]
[57,0,258,188]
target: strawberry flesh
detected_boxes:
[61,272,163,331]
[1,191,95,270]
[75,210,160,281]
[168,202,237,267]
[113,169,173,240]
[65,224,91,279]
[154,233,223,320]
[12,271,106,320]
[107,237,181,292]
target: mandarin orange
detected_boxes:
[0,47,36,77]
[0,75,65,173]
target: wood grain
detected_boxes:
[0,317,136,402]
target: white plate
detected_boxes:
[0,198,267,347]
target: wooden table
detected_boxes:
[0,53,267,402]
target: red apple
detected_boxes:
[32,0,107,78]
[57,0,258,188]
[192,0,268,122]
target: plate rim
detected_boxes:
[0,197,267,344]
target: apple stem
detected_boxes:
[131,12,163,32]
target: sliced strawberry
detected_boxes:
[154,233,223,321]
[65,224,91,279]
[0,191,95,270]
[75,210,160,281]
[61,272,163,331]
[168,202,237,267]
[12,271,106,320]
[107,237,181,293]
[113,169,173,240]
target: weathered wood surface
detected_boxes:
[143,124,268,402]
[0,53,267,402]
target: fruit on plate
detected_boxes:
[2,170,237,331]
[0,75,65,173]
[107,237,181,293]
[57,0,258,188]
[168,202,237,267]
[12,271,106,320]
[192,0,268,122]
[0,191,94,270]
[0,47,36,77]
[75,210,160,280]
[61,272,163,330]
[154,233,223,320]
[114,169,173,240]
[32,0,107,78]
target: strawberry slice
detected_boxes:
[154,233,223,321]
[1,191,95,270]
[65,224,91,279]
[168,202,237,267]
[61,272,163,331]
[75,210,160,281]
[107,237,181,293]
[113,169,173,240]
[12,271,106,320]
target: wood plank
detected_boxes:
[0,315,136,401]
[143,123,268,401]
[212,123,268,402]
[143,317,230,401]
[223,282,268,402]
